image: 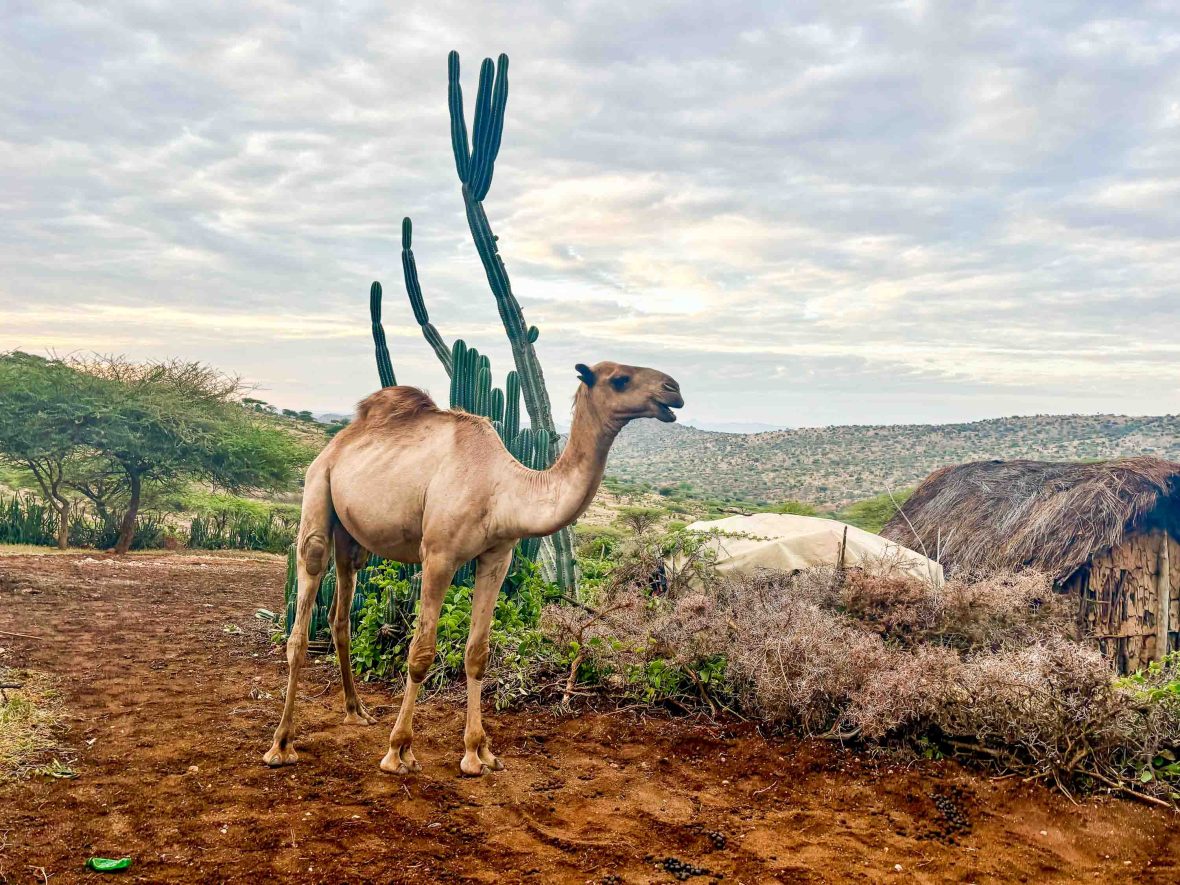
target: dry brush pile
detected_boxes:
[543,531,1180,806]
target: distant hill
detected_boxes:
[682,420,790,434]
[607,414,1180,507]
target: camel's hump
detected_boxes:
[354,386,441,427]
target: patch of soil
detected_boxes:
[0,552,1177,883]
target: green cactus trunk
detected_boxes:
[447,50,578,590]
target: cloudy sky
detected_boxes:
[2,1,1179,427]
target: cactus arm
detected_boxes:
[469,58,496,193]
[476,366,492,416]
[447,50,471,184]
[449,339,468,408]
[400,217,454,375]
[489,387,505,424]
[469,54,508,201]
[503,371,521,441]
[370,281,397,387]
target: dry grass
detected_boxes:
[0,668,70,780]
[547,553,1180,804]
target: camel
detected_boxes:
[264,360,682,776]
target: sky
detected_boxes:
[2,1,1179,428]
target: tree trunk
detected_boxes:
[55,499,70,549]
[114,472,142,555]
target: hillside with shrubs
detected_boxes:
[609,413,1180,506]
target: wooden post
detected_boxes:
[1157,535,1172,662]
[832,526,848,592]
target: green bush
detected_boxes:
[769,499,820,516]
[574,524,625,559]
[187,510,296,552]
[0,492,163,549]
[348,559,560,708]
[0,493,54,545]
[837,489,913,533]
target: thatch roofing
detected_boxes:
[880,456,1180,581]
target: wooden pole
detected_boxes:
[1156,534,1171,662]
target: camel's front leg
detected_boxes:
[461,544,514,777]
[380,556,455,775]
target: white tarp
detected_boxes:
[683,513,944,586]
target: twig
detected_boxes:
[0,629,42,640]
[1089,771,1175,810]
[816,726,861,742]
[558,593,599,616]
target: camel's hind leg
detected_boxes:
[460,543,514,776]
[332,523,376,726]
[264,466,332,767]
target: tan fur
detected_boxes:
[264,360,682,776]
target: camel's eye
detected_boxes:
[610,375,630,391]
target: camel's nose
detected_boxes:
[661,378,684,408]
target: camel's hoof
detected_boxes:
[380,748,420,775]
[263,744,298,767]
[344,708,377,726]
[461,755,502,777]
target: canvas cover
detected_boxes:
[683,513,944,585]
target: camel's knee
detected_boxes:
[465,640,490,682]
[299,532,330,576]
[286,632,309,669]
[406,636,436,684]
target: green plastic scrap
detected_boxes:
[85,857,132,873]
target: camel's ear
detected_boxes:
[575,363,596,388]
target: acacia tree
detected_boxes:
[70,356,312,554]
[0,352,313,554]
[0,353,97,547]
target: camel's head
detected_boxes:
[574,361,683,424]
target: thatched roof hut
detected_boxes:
[882,456,1180,672]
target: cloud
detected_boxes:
[1,0,1178,424]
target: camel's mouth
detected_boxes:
[654,398,681,423]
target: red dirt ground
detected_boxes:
[0,551,1177,884]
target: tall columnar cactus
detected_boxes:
[445,50,577,589]
[446,52,558,454]
[369,51,579,590]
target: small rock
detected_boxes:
[186,765,199,775]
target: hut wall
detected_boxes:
[1074,530,1179,673]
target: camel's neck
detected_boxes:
[501,393,623,540]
